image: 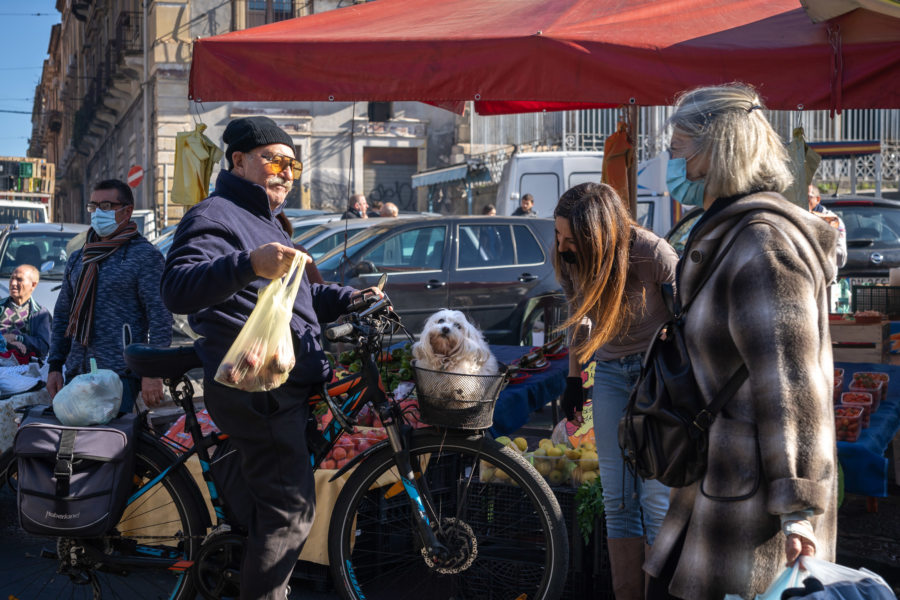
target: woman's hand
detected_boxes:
[785,533,816,567]
[562,376,585,422]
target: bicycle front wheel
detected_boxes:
[0,432,207,599]
[328,429,568,600]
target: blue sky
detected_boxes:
[0,2,60,158]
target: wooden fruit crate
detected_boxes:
[830,320,889,363]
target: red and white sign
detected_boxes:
[127,165,144,188]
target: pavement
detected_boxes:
[1,394,898,598]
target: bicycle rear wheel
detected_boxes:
[328,429,568,600]
[0,432,207,599]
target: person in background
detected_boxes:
[512,193,538,216]
[646,83,837,599]
[161,116,381,600]
[481,204,497,216]
[809,184,847,269]
[342,193,369,219]
[380,201,399,218]
[1,264,51,360]
[47,179,171,411]
[367,199,383,218]
[555,182,677,600]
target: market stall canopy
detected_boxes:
[801,0,900,22]
[189,0,900,115]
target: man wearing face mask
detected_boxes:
[162,116,381,600]
[47,179,172,411]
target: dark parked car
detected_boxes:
[822,196,900,285]
[316,216,563,345]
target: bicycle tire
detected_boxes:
[0,432,208,599]
[328,430,568,600]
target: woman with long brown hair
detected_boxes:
[555,182,678,600]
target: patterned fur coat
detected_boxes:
[644,192,839,599]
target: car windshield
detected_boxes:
[293,224,330,245]
[317,226,395,271]
[306,230,369,261]
[0,231,80,279]
[829,205,900,247]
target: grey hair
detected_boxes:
[667,83,793,199]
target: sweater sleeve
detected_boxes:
[161,214,258,315]
[310,282,356,324]
[140,247,173,348]
[48,253,77,372]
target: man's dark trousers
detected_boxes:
[204,378,316,600]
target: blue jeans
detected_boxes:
[592,353,670,544]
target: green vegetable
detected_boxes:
[575,477,605,545]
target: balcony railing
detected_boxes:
[114,11,141,58]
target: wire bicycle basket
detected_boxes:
[412,361,508,430]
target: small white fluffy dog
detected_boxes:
[413,309,498,376]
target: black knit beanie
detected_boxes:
[223,116,295,169]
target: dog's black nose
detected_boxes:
[441,326,450,335]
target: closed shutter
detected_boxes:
[363,147,418,211]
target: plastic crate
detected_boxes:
[851,285,900,319]
[553,486,614,600]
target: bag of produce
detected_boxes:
[215,253,308,392]
[53,358,123,426]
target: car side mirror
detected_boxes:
[354,260,377,276]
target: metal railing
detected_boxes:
[471,107,900,186]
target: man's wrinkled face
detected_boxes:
[9,266,37,305]
[233,143,296,210]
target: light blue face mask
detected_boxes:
[90,209,119,237]
[666,157,706,207]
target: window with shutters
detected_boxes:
[247,0,294,28]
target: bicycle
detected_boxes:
[0,292,569,599]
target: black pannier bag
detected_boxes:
[14,406,137,537]
[617,220,762,488]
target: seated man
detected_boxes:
[1,264,51,360]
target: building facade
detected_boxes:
[29,0,460,228]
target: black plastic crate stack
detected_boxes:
[852,285,900,320]
[553,485,614,600]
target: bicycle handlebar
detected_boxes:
[325,322,355,341]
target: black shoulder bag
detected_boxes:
[617,221,758,488]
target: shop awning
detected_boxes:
[411,164,470,188]
[190,0,900,115]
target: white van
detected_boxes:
[0,199,49,226]
[495,151,682,235]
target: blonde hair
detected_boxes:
[667,83,793,199]
[553,183,634,363]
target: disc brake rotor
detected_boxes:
[421,517,477,574]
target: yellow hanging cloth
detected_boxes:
[171,124,223,206]
[601,120,633,205]
[784,127,822,209]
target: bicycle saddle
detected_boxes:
[124,344,203,380]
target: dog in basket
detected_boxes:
[412,309,499,407]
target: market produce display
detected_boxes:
[835,405,864,442]
[483,435,599,488]
[841,392,873,427]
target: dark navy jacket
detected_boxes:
[161,170,354,385]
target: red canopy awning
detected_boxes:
[189,0,900,114]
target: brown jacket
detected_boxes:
[645,192,839,599]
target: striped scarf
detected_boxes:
[65,221,140,345]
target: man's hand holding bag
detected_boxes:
[215,252,309,392]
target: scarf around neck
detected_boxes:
[65,221,139,345]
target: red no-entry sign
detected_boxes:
[127,165,144,188]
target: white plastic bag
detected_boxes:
[53,358,123,426]
[724,556,894,600]
[215,253,308,392]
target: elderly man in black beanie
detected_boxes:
[162,116,381,599]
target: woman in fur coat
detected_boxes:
[644,83,839,599]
